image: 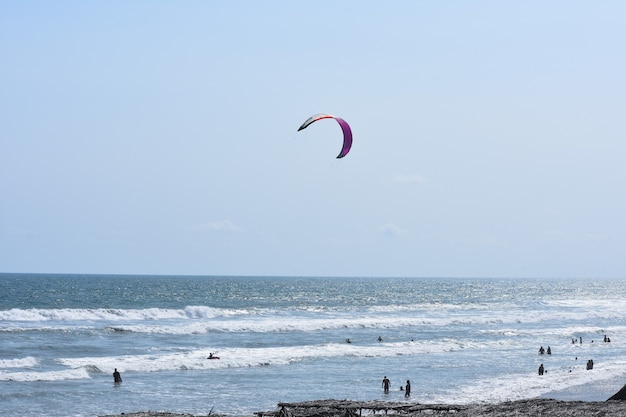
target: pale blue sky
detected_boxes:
[1,1,625,278]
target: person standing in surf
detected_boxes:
[382,376,390,393]
[113,368,122,383]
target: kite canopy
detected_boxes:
[297,113,352,159]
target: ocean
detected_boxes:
[1,274,625,417]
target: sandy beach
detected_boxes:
[99,398,626,417]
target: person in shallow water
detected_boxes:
[405,380,411,397]
[113,368,122,383]
[382,376,390,393]
[538,364,544,375]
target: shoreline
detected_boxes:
[99,398,626,417]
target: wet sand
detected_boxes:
[99,398,626,417]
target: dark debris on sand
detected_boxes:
[100,396,626,417]
[608,384,626,401]
[99,413,196,417]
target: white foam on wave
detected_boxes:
[480,324,623,340]
[55,337,518,375]
[0,367,90,382]
[429,358,626,404]
[544,298,626,310]
[88,305,622,334]
[0,356,38,369]
[1,297,623,336]
[0,306,221,325]
[81,313,506,335]
[1,310,506,334]
[0,305,248,323]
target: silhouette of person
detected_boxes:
[382,376,390,393]
[405,380,411,397]
[113,368,122,383]
[538,364,544,375]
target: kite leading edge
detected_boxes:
[297,113,352,159]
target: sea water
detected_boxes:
[1,274,626,417]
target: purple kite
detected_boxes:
[297,113,353,159]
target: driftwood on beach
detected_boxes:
[254,398,626,417]
[101,396,626,417]
[256,399,467,417]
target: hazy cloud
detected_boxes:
[380,222,408,237]
[193,220,243,233]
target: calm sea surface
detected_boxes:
[1,274,625,417]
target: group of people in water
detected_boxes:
[536,334,612,376]
[569,335,612,344]
[382,376,411,397]
[111,333,614,389]
[538,346,551,355]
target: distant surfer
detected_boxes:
[382,376,390,393]
[207,353,220,359]
[113,368,122,383]
[404,380,411,397]
[538,364,544,375]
